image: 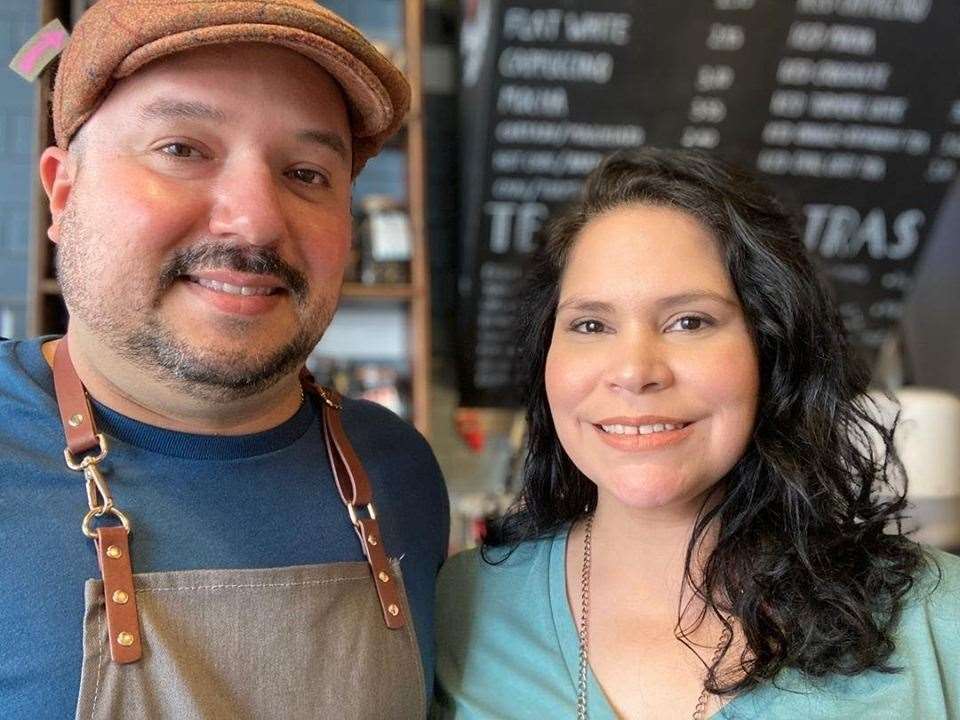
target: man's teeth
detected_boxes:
[599,422,685,435]
[193,277,275,296]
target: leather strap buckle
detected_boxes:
[347,501,378,527]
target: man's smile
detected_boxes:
[179,270,290,315]
[184,270,287,297]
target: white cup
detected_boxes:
[868,388,960,549]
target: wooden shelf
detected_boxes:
[39,278,60,294]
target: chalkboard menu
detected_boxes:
[457,0,960,407]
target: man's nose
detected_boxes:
[208,160,287,246]
[606,334,675,395]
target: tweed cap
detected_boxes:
[53,0,410,175]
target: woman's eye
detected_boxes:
[668,315,711,332]
[288,168,328,186]
[572,319,607,334]
[158,143,201,159]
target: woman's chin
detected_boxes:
[600,474,715,517]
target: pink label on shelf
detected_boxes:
[9,20,69,82]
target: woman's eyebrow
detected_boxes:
[556,298,614,314]
[557,292,738,314]
[654,291,739,310]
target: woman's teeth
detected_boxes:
[599,422,685,436]
[192,277,276,296]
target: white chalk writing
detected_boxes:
[787,22,876,54]
[495,120,645,146]
[777,58,892,89]
[498,48,614,83]
[497,85,569,117]
[803,204,924,260]
[795,0,932,23]
[762,121,929,154]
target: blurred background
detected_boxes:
[6,0,959,552]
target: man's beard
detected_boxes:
[56,205,334,401]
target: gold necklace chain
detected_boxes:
[575,513,730,720]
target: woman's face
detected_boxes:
[545,203,760,517]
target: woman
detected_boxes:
[434,148,960,719]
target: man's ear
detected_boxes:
[39,147,76,244]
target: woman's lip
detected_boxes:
[593,416,690,426]
[591,421,695,451]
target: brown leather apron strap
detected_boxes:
[95,525,143,663]
[52,339,100,457]
[356,517,407,629]
[51,337,144,663]
[301,372,407,630]
[321,391,373,507]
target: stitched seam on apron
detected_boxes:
[400,585,426,714]
[136,577,369,592]
[90,605,105,718]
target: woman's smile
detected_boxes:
[590,416,696,451]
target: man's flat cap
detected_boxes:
[54,0,410,175]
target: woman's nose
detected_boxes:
[606,335,675,395]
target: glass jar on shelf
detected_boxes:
[357,195,412,285]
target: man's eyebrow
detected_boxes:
[138,98,228,123]
[298,129,349,162]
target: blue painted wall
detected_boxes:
[0,3,40,338]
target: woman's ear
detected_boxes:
[39,146,77,244]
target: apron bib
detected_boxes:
[74,562,424,719]
[50,340,426,720]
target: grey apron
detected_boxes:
[51,341,426,719]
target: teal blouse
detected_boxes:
[434,528,960,719]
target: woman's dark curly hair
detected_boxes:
[486,146,925,695]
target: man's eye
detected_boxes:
[571,319,607,334]
[288,168,328,186]
[158,143,201,159]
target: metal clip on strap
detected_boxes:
[52,339,143,661]
[311,381,407,630]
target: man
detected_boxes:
[0,2,448,718]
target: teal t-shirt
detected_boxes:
[434,527,960,719]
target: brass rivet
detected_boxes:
[112,590,129,605]
[387,604,400,617]
[378,571,390,583]
[117,632,135,647]
[105,545,122,559]
[367,534,378,546]
[68,413,84,427]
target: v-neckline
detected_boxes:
[546,524,757,720]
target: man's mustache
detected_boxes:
[157,244,309,303]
